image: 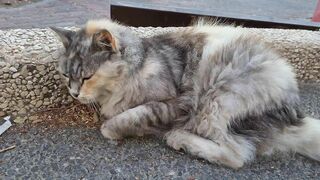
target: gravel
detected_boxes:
[0,83,319,179]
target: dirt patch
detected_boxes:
[0,0,40,8]
[5,103,101,136]
[29,103,100,128]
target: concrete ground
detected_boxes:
[0,83,320,179]
[0,0,109,29]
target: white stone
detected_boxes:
[6,88,13,94]
[9,67,17,72]
[34,46,42,50]
[3,74,9,79]
[20,65,29,77]
[27,85,33,90]
[43,87,49,94]
[14,116,27,124]
[53,74,60,80]
[26,31,35,36]
[34,89,40,95]
[36,65,46,71]
[35,100,43,108]
[44,46,51,52]
[20,91,28,97]
[0,61,7,67]
[0,102,8,109]
[12,73,20,78]
[18,108,27,115]
[29,91,35,97]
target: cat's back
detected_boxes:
[191,23,252,59]
[145,23,252,62]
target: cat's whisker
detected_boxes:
[89,100,94,111]
[93,101,101,117]
[88,103,94,112]
[88,98,100,118]
[86,100,93,110]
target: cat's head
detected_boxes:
[51,20,127,104]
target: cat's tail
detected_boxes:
[275,117,320,161]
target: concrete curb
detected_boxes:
[0,27,319,123]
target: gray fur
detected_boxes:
[51,19,320,169]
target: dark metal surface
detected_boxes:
[111,0,320,28]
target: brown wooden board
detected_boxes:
[111,0,320,28]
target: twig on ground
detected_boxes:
[0,145,16,153]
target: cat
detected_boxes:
[51,19,320,169]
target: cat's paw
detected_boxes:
[166,130,186,151]
[100,122,122,140]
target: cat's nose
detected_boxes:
[71,92,79,98]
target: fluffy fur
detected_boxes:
[51,19,320,169]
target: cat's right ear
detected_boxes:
[50,27,74,49]
[93,29,117,52]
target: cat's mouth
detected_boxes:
[71,94,95,104]
[68,90,97,105]
[77,97,93,104]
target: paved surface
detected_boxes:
[0,0,110,29]
[0,83,320,179]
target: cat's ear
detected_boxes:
[50,27,74,49]
[93,29,116,52]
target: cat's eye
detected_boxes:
[62,73,69,78]
[82,75,93,81]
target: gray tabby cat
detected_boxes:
[51,19,320,169]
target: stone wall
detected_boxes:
[0,29,73,123]
[0,27,319,123]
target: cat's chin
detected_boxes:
[77,98,95,105]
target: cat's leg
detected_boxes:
[100,100,180,140]
[165,129,254,169]
[266,117,320,161]
[193,34,300,136]
[187,38,300,165]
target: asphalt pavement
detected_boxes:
[1,83,319,179]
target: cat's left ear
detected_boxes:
[93,29,117,52]
[50,27,75,49]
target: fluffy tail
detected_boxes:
[275,117,320,161]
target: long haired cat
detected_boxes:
[51,19,320,169]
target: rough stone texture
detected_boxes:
[0,27,319,120]
[0,83,319,179]
[249,28,320,82]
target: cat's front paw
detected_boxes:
[100,122,122,140]
[166,130,186,151]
